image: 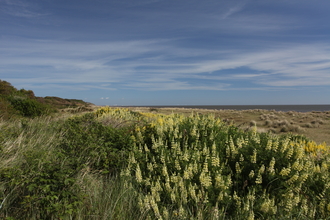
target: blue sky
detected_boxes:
[1,0,330,105]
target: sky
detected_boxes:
[1,0,330,106]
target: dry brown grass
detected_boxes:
[122,106,330,144]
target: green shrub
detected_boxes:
[59,113,134,174]
[0,159,82,219]
[7,96,53,117]
[0,117,83,219]
[0,97,19,119]
[0,80,17,96]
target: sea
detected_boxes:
[134,105,330,113]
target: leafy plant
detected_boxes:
[7,96,52,117]
[59,113,134,174]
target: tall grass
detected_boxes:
[0,116,67,219]
[74,173,147,220]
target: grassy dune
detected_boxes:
[0,106,329,219]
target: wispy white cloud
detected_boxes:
[1,0,330,104]
[222,2,246,19]
[2,36,330,92]
[1,0,48,17]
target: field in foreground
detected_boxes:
[1,106,330,219]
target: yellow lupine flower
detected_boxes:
[255,173,262,184]
[286,146,294,159]
[183,164,193,180]
[217,192,224,201]
[162,207,169,220]
[189,183,197,201]
[251,149,257,164]
[321,162,328,171]
[314,165,321,173]
[182,151,189,161]
[233,191,241,207]
[272,138,279,152]
[287,173,299,185]
[268,157,275,174]
[299,173,309,183]
[279,166,291,176]
[247,211,254,220]
[229,136,237,156]
[292,161,303,172]
[149,194,161,219]
[175,158,181,171]
[181,186,188,204]
[236,137,244,149]
[170,190,176,203]
[259,164,265,174]
[213,203,219,219]
[143,195,151,211]
[266,139,273,151]
[147,163,154,172]
[235,162,241,174]
[239,154,244,162]
[200,171,212,188]
[136,164,143,183]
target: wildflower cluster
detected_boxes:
[304,141,329,160]
[96,108,330,219]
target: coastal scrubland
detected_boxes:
[1,105,330,219]
[1,80,330,219]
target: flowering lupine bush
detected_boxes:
[94,107,330,219]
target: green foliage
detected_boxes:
[7,96,52,117]
[59,113,134,174]
[0,79,91,119]
[0,97,18,119]
[0,80,17,96]
[0,80,56,119]
[0,109,138,219]
[0,160,82,219]
[0,117,83,219]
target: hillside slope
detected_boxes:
[0,79,92,118]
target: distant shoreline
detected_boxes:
[121,105,330,113]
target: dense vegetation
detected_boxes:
[0,106,329,219]
[0,80,91,119]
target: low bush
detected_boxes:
[0,112,136,219]
[0,117,82,219]
[59,113,134,174]
[8,96,54,117]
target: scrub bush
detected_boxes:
[7,96,53,117]
[59,113,134,174]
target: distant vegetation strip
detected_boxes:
[0,79,92,119]
[126,105,330,112]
